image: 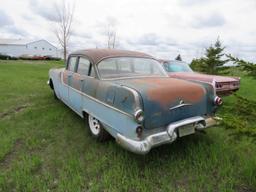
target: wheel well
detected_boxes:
[49,79,54,90]
[82,111,88,119]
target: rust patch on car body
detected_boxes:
[72,73,81,90]
[62,70,68,85]
[130,77,205,107]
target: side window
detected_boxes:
[68,57,77,72]
[77,57,90,76]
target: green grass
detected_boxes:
[0,60,255,192]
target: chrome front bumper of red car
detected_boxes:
[116,116,219,155]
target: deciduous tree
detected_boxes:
[54,0,75,63]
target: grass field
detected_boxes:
[0,60,255,192]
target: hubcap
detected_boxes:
[88,115,101,135]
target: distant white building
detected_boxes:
[0,39,60,58]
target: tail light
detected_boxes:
[216,82,223,88]
[134,109,144,123]
[214,96,223,106]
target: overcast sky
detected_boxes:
[0,0,255,62]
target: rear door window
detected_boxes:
[77,57,90,76]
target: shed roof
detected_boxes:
[71,49,155,64]
[0,39,33,45]
[0,39,57,48]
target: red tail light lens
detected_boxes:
[136,126,143,137]
[216,83,223,88]
[214,96,223,106]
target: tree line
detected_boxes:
[54,1,255,77]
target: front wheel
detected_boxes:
[49,80,58,100]
[88,114,109,142]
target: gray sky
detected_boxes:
[0,0,255,62]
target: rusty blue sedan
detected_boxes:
[48,49,222,154]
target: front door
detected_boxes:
[61,57,77,104]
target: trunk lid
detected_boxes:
[114,77,215,129]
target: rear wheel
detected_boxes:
[88,114,109,142]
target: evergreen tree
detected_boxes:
[227,54,256,78]
[190,38,228,74]
[190,58,204,71]
[175,54,182,61]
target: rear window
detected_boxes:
[98,57,167,79]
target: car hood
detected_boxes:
[169,72,239,83]
[113,77,214,129]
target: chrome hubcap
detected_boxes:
[88,115,101,135]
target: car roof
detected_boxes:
[71,49,155,64]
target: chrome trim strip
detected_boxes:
[120,85,141,109]
[101,76,169,81]
[60,74,134,118]
[212,79,217,96]
[169,103,192,111]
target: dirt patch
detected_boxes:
[0,104,29,119]
[235,185,255,192]
[174,177,191,191]
[0,139,24,169]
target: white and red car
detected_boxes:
[161,60,240,96]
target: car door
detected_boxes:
[61,56,77,104]
[69,57,91,114]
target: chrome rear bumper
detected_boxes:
[116,116,218,155]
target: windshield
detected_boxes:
[98,57,167,79]
[163,61,193,72]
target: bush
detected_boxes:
[0,54,18,60]
[19,55,61,61]
[221,94,256,140]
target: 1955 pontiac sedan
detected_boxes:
[48,49,222,154]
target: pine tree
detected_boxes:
[175,54,182,61]
[227,54,256,78]
[190,38,228,74]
